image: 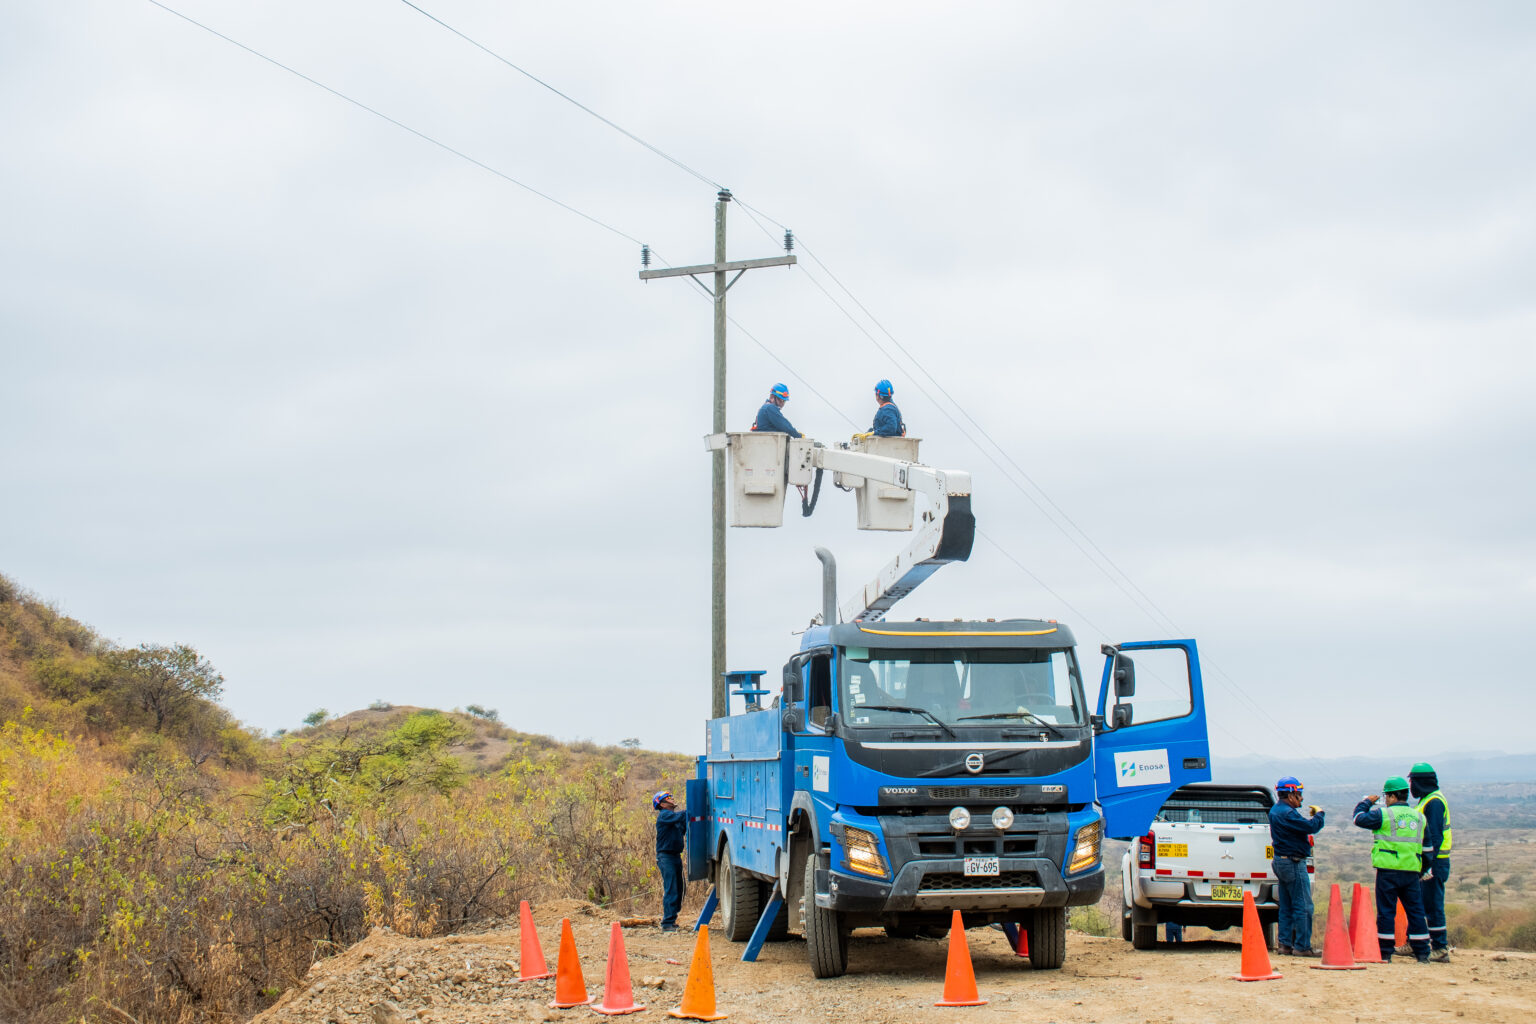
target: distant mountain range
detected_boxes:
[1209,751,1536,787]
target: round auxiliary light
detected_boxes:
[991,806,1015,830]
[949,806,972,831]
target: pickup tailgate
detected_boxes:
[1151,822,1273,900]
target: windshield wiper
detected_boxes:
[954,711,1066,739]
[855,705,957,739]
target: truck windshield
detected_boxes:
[840,647,1084,728]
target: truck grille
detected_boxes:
[927,786,1020,801]
[916,835,1039,857]
[919,871,1037,892]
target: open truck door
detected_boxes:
[1092,639,1212,839]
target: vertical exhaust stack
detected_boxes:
[814,548,838,627]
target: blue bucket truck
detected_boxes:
[686,433,1212,977]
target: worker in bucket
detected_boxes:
[870,379,906,437]
[1353,777,1432,962]
[653,790,687,933]
[1268,776,1326,957]
[752,382,802,437]
[1401,762,1452,962]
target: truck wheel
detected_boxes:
[1262,918,1277,951]
[1130,904,1157,951]
[1026,907,1067,969]
[758,880,790,941]
[1120,907,1133,942]
[803,852,848,978]
[718,846,760,942]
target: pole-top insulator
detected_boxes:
[783,229,794,253]
[718,189,732,202]
[640,244,652,268]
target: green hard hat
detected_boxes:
[1383,776,1410,794]
[1410,762,1435,775]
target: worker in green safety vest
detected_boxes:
[1403,762,1452,962]
[1353,777,1431,963]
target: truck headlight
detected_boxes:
[1067,819,1103,874]
[841,826,888,877]
[948,806,972,831]
[991,806,1014,830]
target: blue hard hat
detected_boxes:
[1275,776,1303,794]
[874,379,893,398]
[770,383,789,401]
[652,790,673,810]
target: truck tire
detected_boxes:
[1130,904,1157,950]
[803,852,848,978]
[718,846,760,943]
[757,880,790,941]
[1120,907,1133,942]
[1026,906,1067,969]
[1262,918,1277,951]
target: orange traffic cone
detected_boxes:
[668,924,726,1021]
[1394,901,1407,947]
[1311,884,1364,970]
[1350,884,1383,963]
[1016,927,1029,960]
[1230,891,1282,981]
[548,918,593,1009]
[593,922,646,1015]
[516,900,552,981]
[934,910,987,1007]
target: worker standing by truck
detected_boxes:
[870,379,905,437]
[654,791,687,933]
[1354,778,1431,963]
[1406,762,1453,962]
[1268,776,1325,957]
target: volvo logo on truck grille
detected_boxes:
[964,752,984,774]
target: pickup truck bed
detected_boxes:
[1120,783,1298,950]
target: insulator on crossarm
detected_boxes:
[640,244,652,268]
[783,230,794,253]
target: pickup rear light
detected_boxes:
[1137,831,1156,869]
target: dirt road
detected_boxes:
[253,900,1533,1024]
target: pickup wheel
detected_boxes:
[1026,907,1067,969]
[718,846,760,942]
[803,852,848,978]
[1120,906,1133,942]
[1262,918,1278,951]
[1130,904,1157,950]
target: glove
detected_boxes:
[851,431,874,442]
[1307,805,1321,815]
[1365,794,1379,805]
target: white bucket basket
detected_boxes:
[726,431,788,527]
[851,436,920,531]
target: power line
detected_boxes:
[142,0,646,248]
[397,0,724,192]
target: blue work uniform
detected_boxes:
[656,808,687,929]
[1354,799,1430,961]
[871,400,905,437]
[1413,780,1452,951]
[752,402,801,437]
[1268,802,1325,952]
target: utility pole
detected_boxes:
[639,190,796,719]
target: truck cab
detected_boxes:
[694,617,1211,976]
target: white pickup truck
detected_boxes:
[1121,783,1306,950]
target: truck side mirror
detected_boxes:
[1114,655,1136,698]
[1112,704,1133,729]
[783,705,805,732]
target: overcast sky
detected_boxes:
[3,2,1532,773]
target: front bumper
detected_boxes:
[819,859,1105,912]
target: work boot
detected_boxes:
[1292,948,1322,958]
[1429,948,1451,963]
[1394,944,1413,957]
[1277,946,1293,957]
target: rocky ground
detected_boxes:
[251,898,1535,1024]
